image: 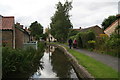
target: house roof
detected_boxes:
[104,19,118,31]
[79,25,104,36]
[116,14,120,18]
[80,25,100,32]
[72,29,81,31]
[0,16,14,30]
[15,24,30,36]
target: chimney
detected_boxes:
[20,25,23,29]
[16,22,20,26]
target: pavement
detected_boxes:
[64,44,119,72]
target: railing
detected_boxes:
[23,41,38,49]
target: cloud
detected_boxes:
[0,0,119,29]
[70,1,118,28]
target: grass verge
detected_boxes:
[50,42,119,78]
[65,46,119,78]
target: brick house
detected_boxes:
[0,15,15,48]
[15,23,30,48]
[79,25,104,37]
[0,15,30,48]
[104,15,120,36]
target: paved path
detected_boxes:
[74,48,119,71]
[62,44,119,71]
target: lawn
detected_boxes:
[66,47,118,78]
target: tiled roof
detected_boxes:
[0,16,14,30]
[79,25,99,32]
[15,23,30,35]
[79,25,104,36]
[73,29,81,31]
[104,14,120,32]
[104,19,118,31]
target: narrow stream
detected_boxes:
[29,46,78,79]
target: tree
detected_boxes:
[68,30,79,38]
[29,21,43,40]
[50,0,73,42]
[102,15,117,30]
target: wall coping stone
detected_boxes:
[48,43,95,80]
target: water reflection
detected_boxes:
[51,48,73,78]
[30,46,78,79]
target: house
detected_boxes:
[45,27,57,42]
[0,15,30,48]
[0,15,15,48]
[15,23,30,48]
[46,34,57,42]
[104,15,120,36]
[79,25,104,37]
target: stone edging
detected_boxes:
[48,43,95,80]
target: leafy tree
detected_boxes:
[102,15,117,30]
[50,0,73,42]
[42,32,48,41]
[68,30,79,38]
[29,21,43,40]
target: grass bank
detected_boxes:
[67,48,118,78]
[50,42,119,78]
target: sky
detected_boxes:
[0,0,119,29]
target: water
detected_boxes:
[29,46,78,79]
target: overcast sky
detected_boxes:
[0,0,119,29]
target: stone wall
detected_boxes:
[48,43,94,80]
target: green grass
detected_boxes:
[48,42,119,78]
[66,47,118,78]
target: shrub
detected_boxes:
[105,33,120,57]
[69,35,76,40]
[87,40,96,49]
[2,42,45,78]
[76,30,96,48]
[99,34,108,37]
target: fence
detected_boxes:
[23,41,38,50]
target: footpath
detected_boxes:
[74,48,120,71]
[63,44,119,71]
[74,48,119,71]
